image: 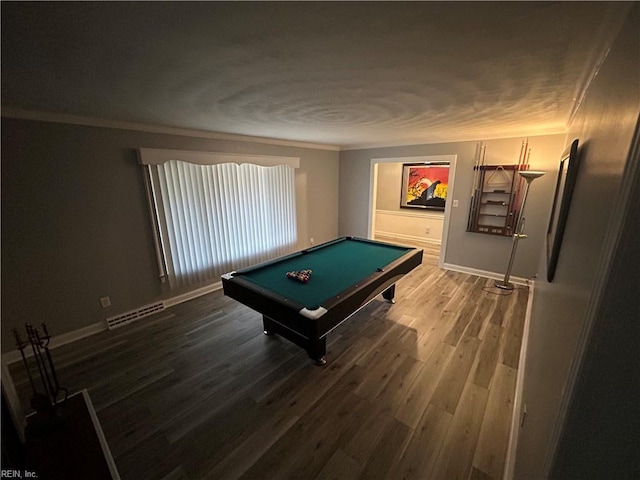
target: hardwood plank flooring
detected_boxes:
[473,364,518,479]
[9,242,528,479]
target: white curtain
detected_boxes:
[149,160,297,290]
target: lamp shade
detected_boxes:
[519,170,545,181]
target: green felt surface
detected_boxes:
[236,238,412,309]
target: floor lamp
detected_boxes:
[495,170,546,290]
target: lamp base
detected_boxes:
[494,281,515,291]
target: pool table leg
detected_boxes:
[263,316,276,336]
[312,356,327,366]
[308,337,327,366]
[382,284,396,304]
[262,316,327,366]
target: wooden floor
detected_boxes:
[10,243,528,480]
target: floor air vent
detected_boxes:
[107,302,165,329]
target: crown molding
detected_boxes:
[0,107,340,152]
[566,3,632,128]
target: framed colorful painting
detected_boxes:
[400,162,450,210]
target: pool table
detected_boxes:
[221,237,423,364]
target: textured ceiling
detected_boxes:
[0,2,629,149]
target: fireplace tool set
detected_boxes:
[13,323,68,417]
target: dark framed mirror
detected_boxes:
[546,139,581,282]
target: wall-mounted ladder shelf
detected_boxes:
[470,165,525,235]
[467,142,531,236]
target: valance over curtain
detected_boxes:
[138,148,299,290]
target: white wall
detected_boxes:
[513,4,639,478]
[374,209,444,245]
[0,118,340,351]
[552,150,639,479]
[339,135,565,278]
[374,162,444,245]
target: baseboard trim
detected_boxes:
[503,278,536,479]
[2,321,107,364]
[164,281,222,308]
[2,282,224,364]
[442,262,529,286]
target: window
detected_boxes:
[138,149,299,290]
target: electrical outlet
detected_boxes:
[453,199,459,207]
[100,296,111,309]
[310,237,314,245]
[425,227,430,234]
